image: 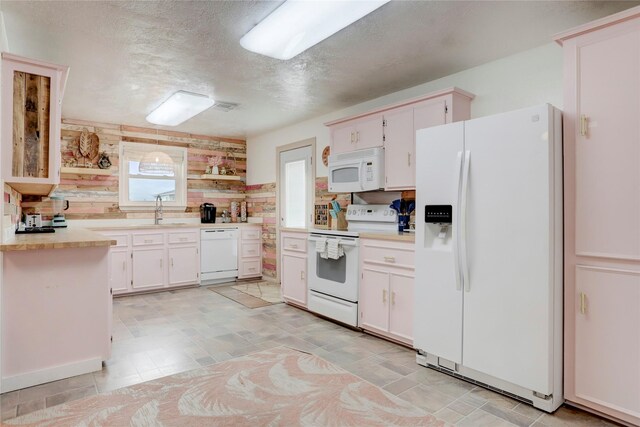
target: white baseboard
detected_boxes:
[1,358,103,393]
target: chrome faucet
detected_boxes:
[154,195,163,225]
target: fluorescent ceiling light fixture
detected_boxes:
[146,91,215,126]
[240,0,390,60]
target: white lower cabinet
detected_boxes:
[101,228,200,295]
[280,231,308,307]
[132,247,165,290]
[359,238,414,345]
[238,226,262,279]
[168,246,199,286]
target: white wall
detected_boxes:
[247,42,563,185]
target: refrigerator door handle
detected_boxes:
[453,151,463,291]
[460,150,471,292]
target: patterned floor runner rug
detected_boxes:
[6,347,446,426]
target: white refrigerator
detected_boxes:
[414,104,563,412]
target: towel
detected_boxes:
[315,238,328,259]
[327,239,345,260]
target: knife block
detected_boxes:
[330,209,348,230]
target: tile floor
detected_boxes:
[1,284,619,426]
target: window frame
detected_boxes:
[118,141,188,211]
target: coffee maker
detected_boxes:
[50,196,69,228]
[200,203,216,223]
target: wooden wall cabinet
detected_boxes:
[1,53,69,195]
[326,87,473,190]
[556,7,640,426]
[280,231,308,307]
[238,226,263,279]
[359,238,414,345]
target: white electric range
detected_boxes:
[307,204,398,326]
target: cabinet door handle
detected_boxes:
[171,258,174,268]
[383,256,395,263]
[382,289,387,303]
[408,152,411,166]
[300,270,305,280]
[350,131,355,143]
[356,131,360,142]
[122,261,126,271]
[391,291,396,306]
[580,114,588,137]
[160,258,163,268]
[579,292,587,315]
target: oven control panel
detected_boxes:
[346,204,397,222]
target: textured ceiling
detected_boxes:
[1,1,636,138]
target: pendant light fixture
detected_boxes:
[240,0,390,60]
[139,150,174,175]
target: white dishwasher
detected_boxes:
[200,228,239,285]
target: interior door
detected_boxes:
[279,145,313,228]
[414,122,464,364]
[461,105,558,394]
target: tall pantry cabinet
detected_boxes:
[555,7,640,426]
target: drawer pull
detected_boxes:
[179,237,188,242]
[249,267,256,271]
[144,239,153,244]
[383,256,396,263]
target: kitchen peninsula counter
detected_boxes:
[2,228,112,392]
[0,228,116,251]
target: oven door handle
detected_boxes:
[308,237,358,247]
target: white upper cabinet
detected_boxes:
[326,88,473,190]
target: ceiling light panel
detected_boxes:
[240,0,390,60]
[146,91,215,126]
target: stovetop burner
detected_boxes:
[16,226,56,234]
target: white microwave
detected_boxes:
[328,147,385,193]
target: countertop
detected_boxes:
[0,228,117,252]
[89,222,262,231]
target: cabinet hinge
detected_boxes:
[444,105,448,114]
[131,279,133,285]
[383,134,386,142]
[382,119,387,127]
[197,272,199,278]
[131,253,133,259]
[110,335,113,342]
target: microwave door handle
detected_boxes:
[358,160,365,190]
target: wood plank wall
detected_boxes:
[19,118,367,280]
[23,118,247,221]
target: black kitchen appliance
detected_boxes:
[200,203,216,223]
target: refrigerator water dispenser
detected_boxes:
[425,205,452,240]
